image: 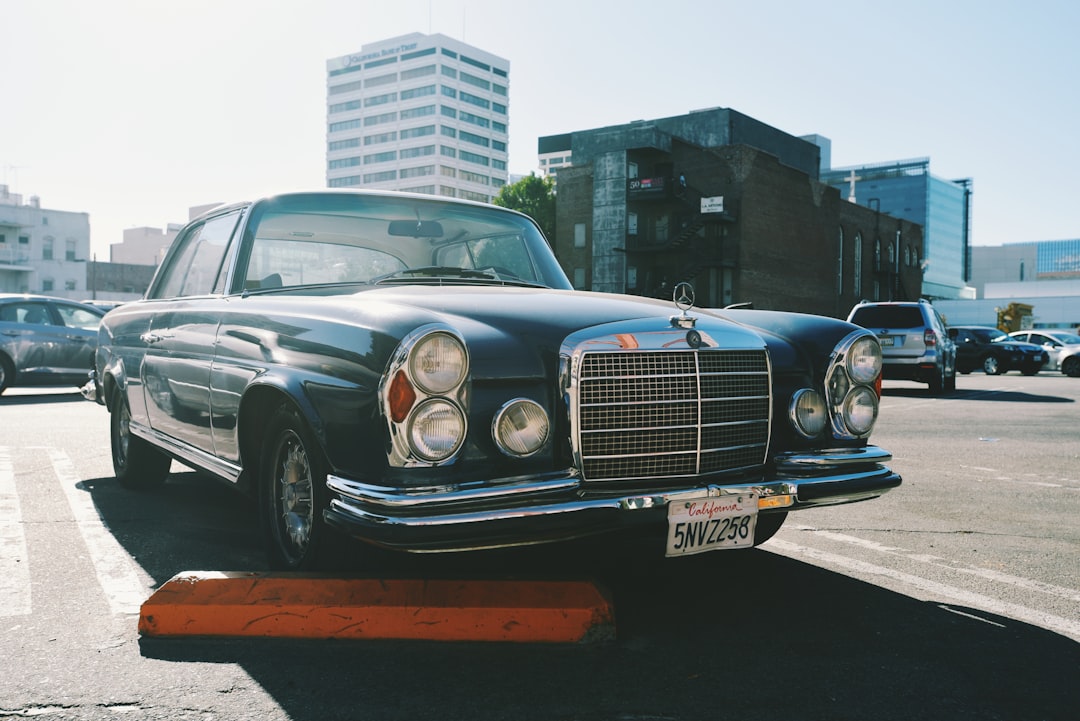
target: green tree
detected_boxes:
[493,173,556,241]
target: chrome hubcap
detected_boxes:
[277,434,313,553]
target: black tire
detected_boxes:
[1062,356,1080,378]
[110,389,171,489]
[753,512,787,545]
[944,367,957,391]
[982,355,1002,375]
[259,405,334,571]
[927,364,945,395]
[0,353,13,395]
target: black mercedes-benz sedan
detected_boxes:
[84,190,900,570]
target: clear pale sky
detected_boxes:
[2,0,1077,260]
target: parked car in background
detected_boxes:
[0,294,105,395]
[1008,330,1080,377]
[84,190,900,570]
[847,299,957,394]
[952,325,1048,375]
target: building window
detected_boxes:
[65,239,76,261]
[65,279,77,291]
[573,267,586,289]
[362,151,395,164]
[364,111,397,126]
[459,150,490,167]
[364,92,397,107]
[574,223,587,248]
[329,157,362,169]
[460,91,489,109]
[459,170,489,185]
[43,237,54,260]
[400,145,435,159]
[458,189,489,203]
[401,125,435,139]
[459,130,489,147]
[42,278,54,292]
[365,73,398,88]
[400,165,435,179]
[401,85,436,100]
[363,170,397,183]
[401,64,436,80]
[401,105,435,120]
[19,235,29,244]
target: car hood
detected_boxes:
[230,285,862,386]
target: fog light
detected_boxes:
[493,398,549,457]
[790,389,827,438]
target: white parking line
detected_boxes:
[0,448,32,617]
[766,538,1080,641]
[47,448,150,616]
[790,524,1080,602]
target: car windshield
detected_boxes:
[236,193,571,293]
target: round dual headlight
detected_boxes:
[408,399,466,461]
[410,332,467,394]
[493,399,549,457]
[846,335,883,385]
[842,386,879,436]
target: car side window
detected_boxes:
[5,302,53,326]
[55,304,103,330]
[154,212,240,299]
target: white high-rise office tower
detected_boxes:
[326,33,510,203]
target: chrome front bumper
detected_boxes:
[324,447,901,552]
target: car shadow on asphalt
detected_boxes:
[883,385,1075,403]
[83,470,1079,721]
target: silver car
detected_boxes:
[0,294,105,394]
[1008,330,1080,377]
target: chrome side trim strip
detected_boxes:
[128,420,243,483]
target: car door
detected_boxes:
[141,210,241,455]
[1027,333,1063,370]
[49,301,105,383]
[0,300,72,382]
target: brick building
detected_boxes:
[548,110,923,318]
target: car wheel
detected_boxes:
[928,365,945,395]
[259,405,333,571]
[110,389,171,489]
[1062,357,1080,377]
[982,355,1002,375]
[0,353,13,395]
[753,512,787,545]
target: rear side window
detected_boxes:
[850,306,925,328]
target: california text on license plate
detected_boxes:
[665,494,758,557]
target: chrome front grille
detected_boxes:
[576,349,770,482]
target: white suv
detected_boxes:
[847,300,957,394]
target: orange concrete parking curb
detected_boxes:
[138,571,615,643]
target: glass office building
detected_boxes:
[326,33,510,203]
[821,158,973,300]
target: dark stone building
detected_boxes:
[546,108,923,319]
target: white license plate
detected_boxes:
[879,336,895,346]
[665,494,758,557]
